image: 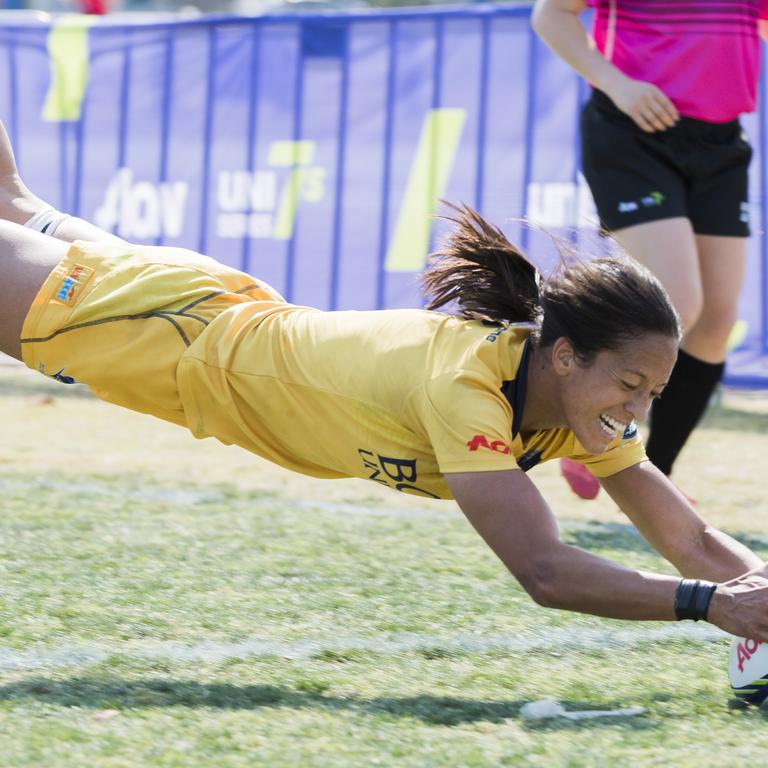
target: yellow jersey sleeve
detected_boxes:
[410,372,521,474]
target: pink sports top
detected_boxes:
[587,0,768,122]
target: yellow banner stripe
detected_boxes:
[43,15,98,123]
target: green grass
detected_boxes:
[2,365,768,765]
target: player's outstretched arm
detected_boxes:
[601,461,763,581]
[0,120,127,246]
[445,468,768,640]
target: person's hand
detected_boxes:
[707,572,768,641]
[603,75,679,133]
[728,562,768,583]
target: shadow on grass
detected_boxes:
[0,677,654,729]
[562,521,653,555]
[563,520,768,557]
[729,530,768,552]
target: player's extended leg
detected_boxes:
[0,220,69,361]
[684,235,747,363]
[0,120,286,431]
[612,219,738,478]
[611,217,703,331]
[642,234,746,475]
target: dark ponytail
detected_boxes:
[421,203,540,324]
[421,203,681,359]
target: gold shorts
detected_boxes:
[21,240,285,426]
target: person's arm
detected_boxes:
[446,468,768,639]
[0,120,126,246]
[600,461,762,581]
[531,0,679,132]
[760,19,768,44]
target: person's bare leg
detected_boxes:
[683,235,747,363]
[0,220,69,361]
[611,217,703,331]
[611,219,743,480]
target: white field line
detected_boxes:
[0,624,727,673]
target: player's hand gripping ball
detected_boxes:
[728,636,768,704]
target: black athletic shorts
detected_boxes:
[581,89,752,237]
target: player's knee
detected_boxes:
[674,293,704,335]
[690,304,739,348]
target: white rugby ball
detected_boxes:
[728,636,768,704]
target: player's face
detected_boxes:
[556,333,678,455]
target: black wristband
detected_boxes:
[674,578,718,621]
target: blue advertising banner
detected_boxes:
[1,5,766,384]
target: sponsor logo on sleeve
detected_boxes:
[466,434,511,454]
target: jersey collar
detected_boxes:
[500,337,532,439]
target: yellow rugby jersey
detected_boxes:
[177,305,646,500]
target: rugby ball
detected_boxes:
[728,636,768,704]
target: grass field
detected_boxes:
[2,363,768,766]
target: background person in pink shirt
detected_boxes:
[533,0,768,501]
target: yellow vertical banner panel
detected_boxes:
[42,16,98,123]
[268,141,318,240]
[385,108,466,273]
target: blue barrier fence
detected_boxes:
[1,5,767,384]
